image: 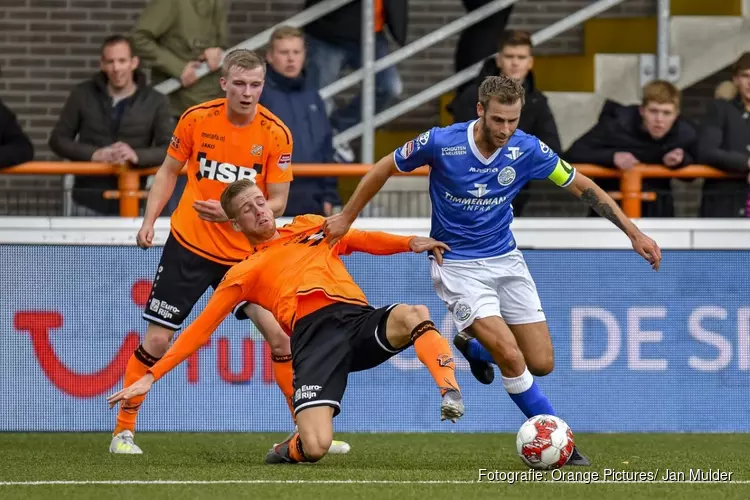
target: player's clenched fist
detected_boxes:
[136,224,154,249]
[323,212,353,245]
[409,237,451,266]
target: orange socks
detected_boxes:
[411,321,460,396]
[114,345,159,435]
[286,432,307,462]
[271,354,296,423]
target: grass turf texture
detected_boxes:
[1,433,749,499]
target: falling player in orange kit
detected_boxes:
[109,49,350,455]
[108,179,465,464]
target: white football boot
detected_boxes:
[109,430,143,454]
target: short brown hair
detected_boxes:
[269,25,304,50]
[498,30,533,52]
[641,80,680,107]
[222,49,265,76]
[732,52,750,75]
[478,75,525,109]
[220,179,258,219]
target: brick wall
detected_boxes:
[0,0,730,217]
[1,0,660,163]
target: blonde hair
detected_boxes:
[269,25,304,50]
[222,49,265,76]
[641,80,680,107]
[220,179,258,219]
[478,75,525,109]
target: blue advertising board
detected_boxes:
[1,245,748,432]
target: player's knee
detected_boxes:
[300,435,331,462]
[489,340,525,372]
[143,325,174,357]
[264,329,291,357]
[401,304,430,328]
[528,353,554,377]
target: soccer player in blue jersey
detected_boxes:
[324,75,662,466]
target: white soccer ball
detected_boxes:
[516,414,575,470]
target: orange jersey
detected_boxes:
[148,215,414,381]
[168,98,293,265]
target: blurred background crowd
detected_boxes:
[1,0,749,219]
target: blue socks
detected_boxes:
[465,337,557,418]
[502,367,556,419]
[468,338,496,364]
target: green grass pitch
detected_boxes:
[1,433,749,499]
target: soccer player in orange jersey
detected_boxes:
[108,179,465,464]
[109,49,349,455]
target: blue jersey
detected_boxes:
[393,120,576,260]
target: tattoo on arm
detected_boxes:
[580,188,627,233]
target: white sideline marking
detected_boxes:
[1,480,750,486]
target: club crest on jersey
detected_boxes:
[277,153,292,170]
[497,166,516,186]
[454,303,472,322]
[400,140,415,159]
[251,144,263,156]
[418,131,430,145]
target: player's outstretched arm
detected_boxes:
[136,154,185,248]
[341,231,450,264]
[565,172,662,270]
[106,284,242,407]
[323,153,399,244]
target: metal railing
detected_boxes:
[153,0,357,95]
[332,0,628,147]
[2,162,742,219]
[657,0,671,80]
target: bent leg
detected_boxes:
[384,304,464,422]
[244,304,295,418]
[468,316,556,419]
[508,321,554,377]
[114,323,174,438]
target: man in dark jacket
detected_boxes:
[448,30,561,216]
[0,99,34,168]
[454,0,514,80]
[260,26,341,217]
[303,0,407,160]
[49,35,172,216]
[696,52,750,217]
[564,80,696,217]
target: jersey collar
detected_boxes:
[467,120,502,166]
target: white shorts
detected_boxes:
[430,248,546,332]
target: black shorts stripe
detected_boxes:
[259,112,290,145]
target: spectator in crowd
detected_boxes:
[453,0,514,86]
[48,35,172,216]
[131,0,228,213]
[564,80,696,217]
[0,99,34,168]
[447,30,561,216]
[695,52,750,217]
[260,26,341,217]
[303,0,407,162]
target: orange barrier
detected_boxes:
[3,162,742,218]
